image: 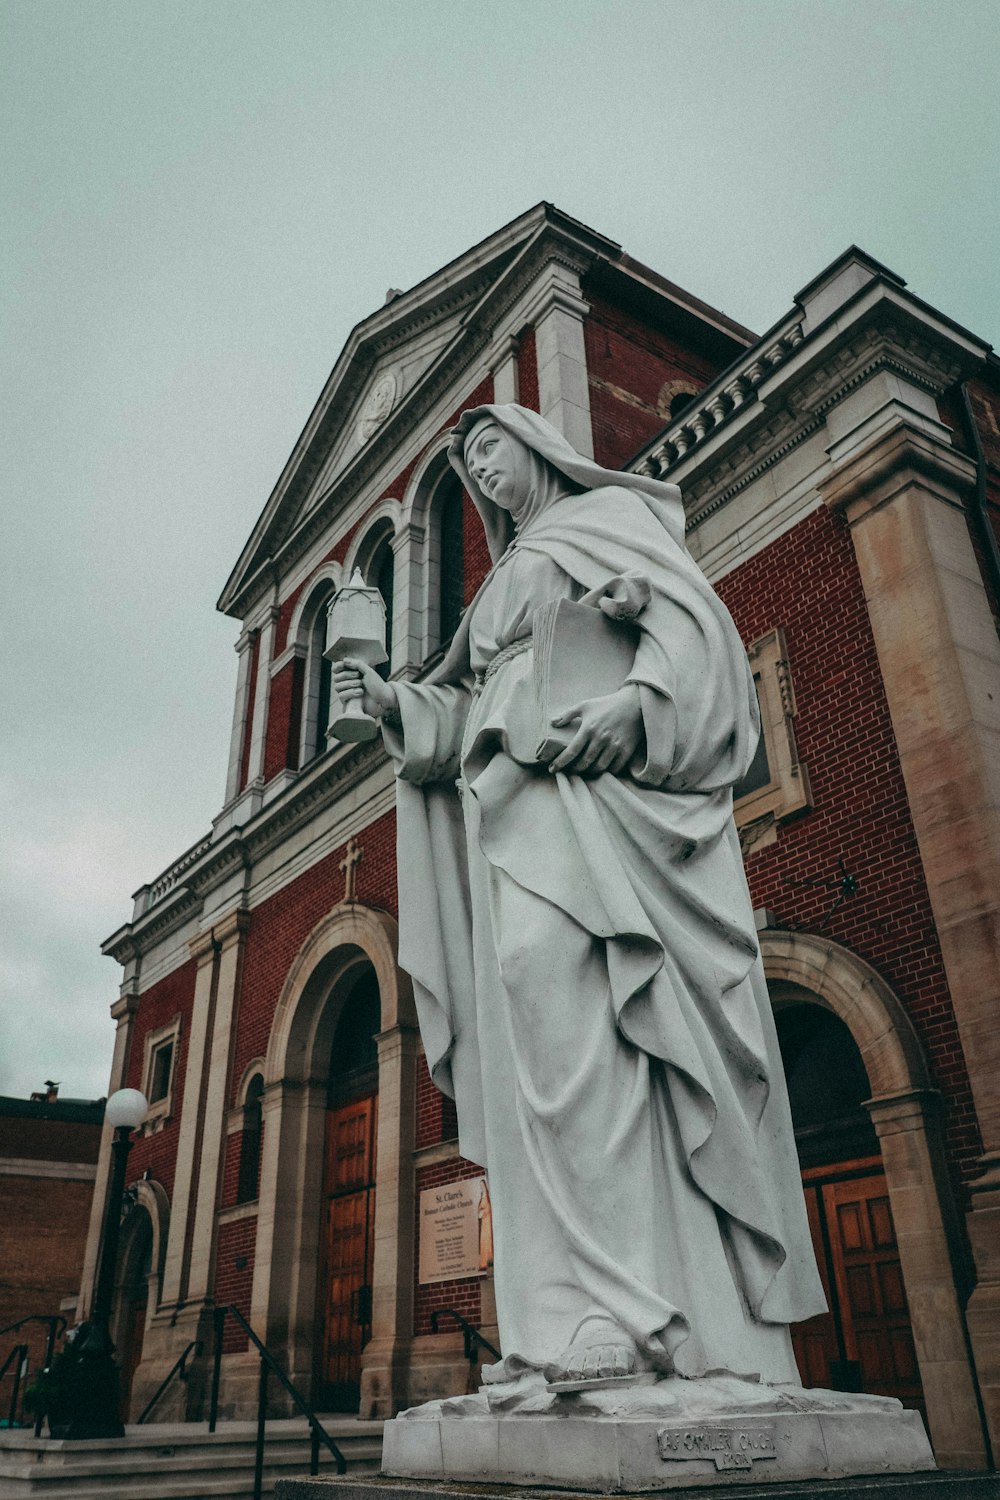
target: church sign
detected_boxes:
[418,1175,493,1284]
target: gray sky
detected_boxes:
[2,0,998,1101]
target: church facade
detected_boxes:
[82,204,1000,1470]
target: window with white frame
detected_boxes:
[140,1016,181,1131]
[735,627,812,856]
[299,581,337,765]
[368,530,395,680]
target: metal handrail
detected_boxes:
[0,1315,67,1436]
[209,1306,346,1500]
[430,1307,501,1363]
[0,1343,28,1427]
[137,1339,201,1424]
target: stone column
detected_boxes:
[391,521,426,673]
[360,1020,419,1418]
[224,626,256,805]
[821,400,1000,1461]
[243,604,281,788]
[532,268,593,458]
[77,990,138,1322]
[867,1089,987,1469]
[185,908,250,1302]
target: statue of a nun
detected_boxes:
[333,404,826,1390]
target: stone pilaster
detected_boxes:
[867,1089,987,1469]
[359,1021,419,1418]
[186,908,250,1302]
[159,928,221,1311]
[531,268,593,458]
[821,406,1000,1462]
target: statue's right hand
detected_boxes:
[331,658,398,720]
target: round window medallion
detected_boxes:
[356,372,397,445]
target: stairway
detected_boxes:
[0,1416,383,1499]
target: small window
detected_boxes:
[735,628,812,856]
[669,392,695,420]
[148,1040,174,1104]
[237,1074,265,1204]
[298,582,336,765]
[140,1016,181,1132]
[371,539,395,680]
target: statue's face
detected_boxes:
[464,422,524,513]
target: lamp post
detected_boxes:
[56,1088,148,1439]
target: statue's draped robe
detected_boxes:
[383,479,826,1382]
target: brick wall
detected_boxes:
[583,292,721,469]
[516,329,539,413]
[229,811,398,1104]
[215,1217,257,1350]
[0,1175,95,1374]
[123,958,198,1196]
[716,504,982,1194]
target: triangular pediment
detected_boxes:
[220,203,616,617]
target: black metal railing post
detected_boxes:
[0,1315,67,1438]
[137,1340,202,1425]
[209,1306,346,1475]
[209,1307,225,1433]
[36,1317,59,1438]
[253,1357,268,1500]
[430,1307,501,1364]
[0,1343,28,1427]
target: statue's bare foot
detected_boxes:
[547,1318,654,1388]
[559,1341,638,1381]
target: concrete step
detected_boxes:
[0,1418,383,1499]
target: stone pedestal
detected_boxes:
[380,1375,934,1493]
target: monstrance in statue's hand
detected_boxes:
[325,568,388,743]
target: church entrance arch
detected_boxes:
[319,961,380,1410]
[774,1001,923,1411]
[760,929,987,1469]
[254,904,417,1416]
[111,1203,152,1420]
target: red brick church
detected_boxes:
[82,204,1000,1470]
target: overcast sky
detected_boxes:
[2,0,998,1102]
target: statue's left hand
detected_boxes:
[545,684,644,776]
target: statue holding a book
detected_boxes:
[332,403,825,1395]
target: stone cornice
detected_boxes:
[819,420,977,521]
[628,273,990,529]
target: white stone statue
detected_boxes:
[333,404,827,1393]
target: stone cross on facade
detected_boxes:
[340,837,363,903]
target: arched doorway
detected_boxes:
[113,1203,152,1420]
[318,961,381,1410]
[776,1002,924,1414]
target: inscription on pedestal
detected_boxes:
[658,1424,778,1472]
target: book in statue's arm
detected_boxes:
[533,598,640,761]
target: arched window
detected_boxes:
[669,391,695,420]
[370,535,395,680]
[298,582,337,764]
[237,1073,265,1204]
[775,1003,878,1169]
[437,475,465,647]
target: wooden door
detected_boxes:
[319,1095,377,1410]
[792,1164,924,1415]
